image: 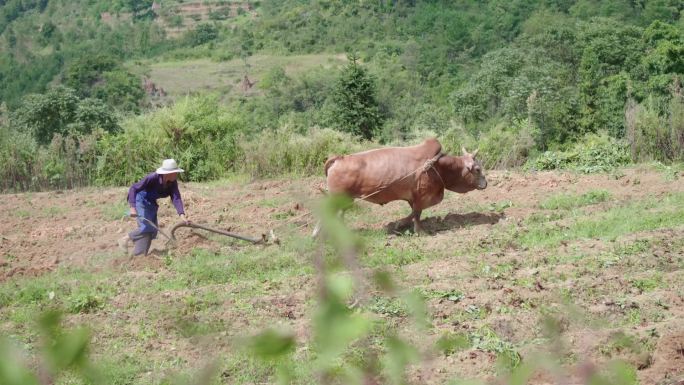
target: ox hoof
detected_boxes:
[386,224,411,236]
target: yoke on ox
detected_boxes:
[317,138,487,235]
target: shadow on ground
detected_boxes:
[386,211,504,235]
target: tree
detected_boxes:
[329,55,384,140]
[10,86,118,144]
[63,55,143,112]
[188,24,218,46]
[93,70,145,113]
[122,0,154,20]
[63,55,119,97]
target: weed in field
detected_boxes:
[96,358,146,385]
[42,205,67,217]
[68,292,104,314]
[363,245,425,268]
[258,198,280,208]
[436,332,470,355]
[1,277,51,306]
[526,211,565,224]
[100,201,129,221]
[650,161,682,181]
[612,239,651,256]
[172,247,308,285]
[624,308,644,326]
[487,200,513,213]
[539,189,611,210]
[599,331,639,357]
[630,273,663,293]
[598,253,622,268]
[14,209,30,218]
[422,288,465,303]
[469,327,521,369]
[368,296,407,317]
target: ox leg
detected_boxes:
[390,202,416,233]
[394,213,414,231]
[412,209,424,234]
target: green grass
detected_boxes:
[101,201,130,221]
[42,205,68,217]
[521,192,684,248]
[630,273,663,293]
[14,209,31,218]
[539,190,612,210]
[171,246,311,285]
[363,244,425,268]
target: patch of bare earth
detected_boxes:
[1,167,683,383]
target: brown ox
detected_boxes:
[322,138,487,234]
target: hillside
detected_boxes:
[140,54,346,103]
[1,166,683,383]
[2,1,684,383]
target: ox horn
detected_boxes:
[472,149,479,157]
[461,146,468,156]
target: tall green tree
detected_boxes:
[329,55,384,140]
[10,86,118,144]
[122,0,154,20]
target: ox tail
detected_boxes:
[324,155,343,177]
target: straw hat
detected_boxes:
[156,159,184,174]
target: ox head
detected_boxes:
[461,147,487,190]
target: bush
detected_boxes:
[0,125,39,191]
[0,123,101,191]
[626,92,684,162]
[187,24,219,47]
[527,133,630,173]
[237,126,367,177]
[10,86,119,145]
[95,95,245,185]
[440,119,537,169]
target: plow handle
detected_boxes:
[170,222,266,245]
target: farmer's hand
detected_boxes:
[180,214,191,224]
[130,207,138,217]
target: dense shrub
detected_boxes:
[0,126,39,191]
[527,133,631,173]
[95,96,244,185]
[439,119,537,169]
[237,126,367,177]
[10,86,119,145]
[626,92,684,162]
[0,125,100,191]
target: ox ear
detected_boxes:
[472,149,479,158]
[461,146,468,156]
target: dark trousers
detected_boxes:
[129,229,154,256]
[130,191,159,256]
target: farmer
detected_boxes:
[118,159,189,256]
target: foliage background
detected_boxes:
[0,0,683,190]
